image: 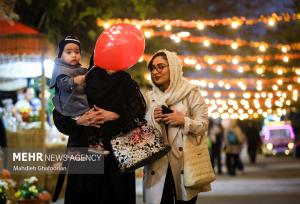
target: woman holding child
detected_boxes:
[51,36,146,204]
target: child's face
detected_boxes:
[61,43,81,65]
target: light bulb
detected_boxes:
[231,42,238,49]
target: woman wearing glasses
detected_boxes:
[143,50,210,204]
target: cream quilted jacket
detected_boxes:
[143,88,210,204]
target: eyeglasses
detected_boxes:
[149,63,169,73]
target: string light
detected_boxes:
[195,64,202,70]
[256,67,264,74]
[216,65,223,72]
[257,57,264,64]
[197,21,205,30]
[281,46,288,53]
[184,58,197,65]
[256,80,263,86]
[259,44,267,52]
[138,56,144,62]
[218,81,225,87]
[293,90,298,101]
[277,68,283,75]
[238,66,244,73]
[177,31,190,38]
[232,58,239,65]
[170,34,181,43]
[203,40,210,47]
[144,30,152,38]
[229,93,235,99]
[243,93,251,99]
[268,93,274,98]
[272,84,278,91]
[282,92,287,98]
[165,24,172,31]
[225,84,231,90]
[144,73,151,81]
[231,21,240,29]
[283,55,289,63]
[135,24,141,29]
[256,86,263,91]
[231,42,239,49]
[208,82,215,88]
[103,22,110,29]
[214,92,221,98]
[268,18,276,26]
[207,58,215,64]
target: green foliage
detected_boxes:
[14,0,155,53]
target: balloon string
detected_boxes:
[86,66,95,76]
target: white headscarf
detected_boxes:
[146,50,198,130]
[150,49,197,106]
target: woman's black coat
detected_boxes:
[53,67,146,204]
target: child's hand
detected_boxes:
[74,75,85,85]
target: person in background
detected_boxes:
[224,119,246,176]
[0,116,7,168]
[244,120,261,164]
[32,88,52,125]
[209,120,224,174]
[13,87,38,122]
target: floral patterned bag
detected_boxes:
[110,122,171,172]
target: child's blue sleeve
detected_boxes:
[56,75,74,93]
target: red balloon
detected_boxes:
[94,23,145,70]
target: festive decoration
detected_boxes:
[97,14,300,119]
[97,13,300,29]
[143,53,300,65]
[94,23,145,70]
[145,31,300,52]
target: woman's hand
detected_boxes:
[76,108,100,127]
[93,105,119,123]
[154,107,163,123]
[76,106,119,127]
[161,109,185,126]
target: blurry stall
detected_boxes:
[0,19,67,194]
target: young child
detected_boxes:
[50,36,109,154]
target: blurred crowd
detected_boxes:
[208,119,261,176]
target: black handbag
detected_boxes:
[110,121,171,172]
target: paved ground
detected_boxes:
[135,153,300,204]
[53,152,300,204]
